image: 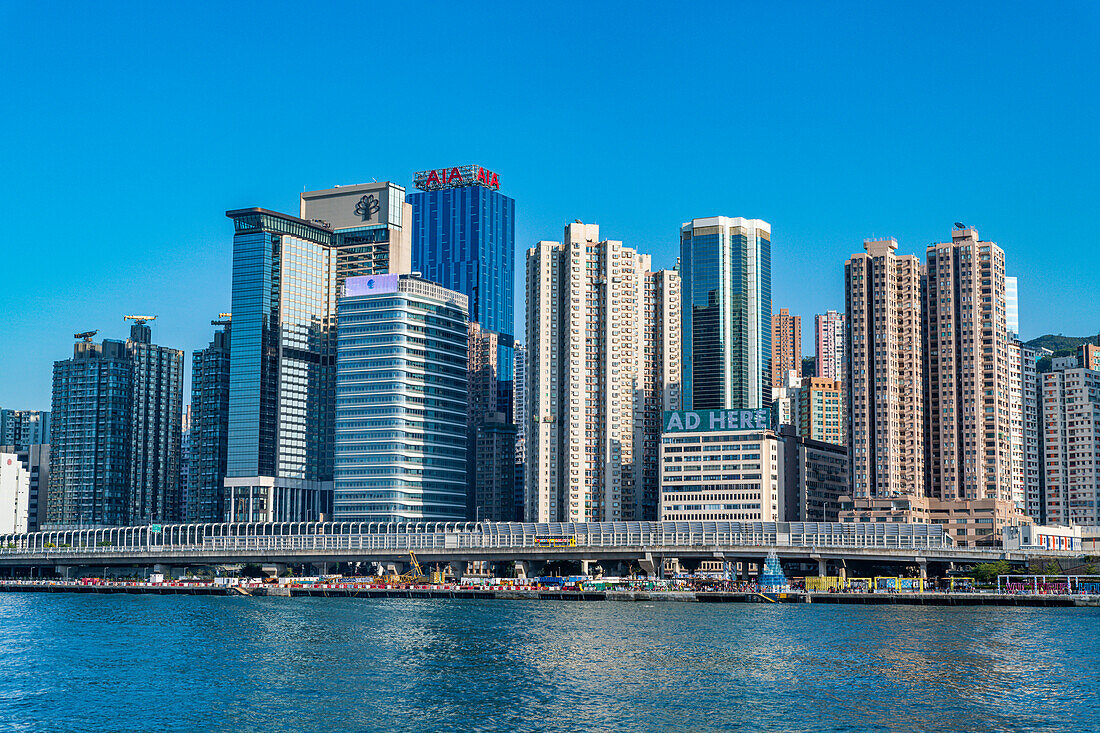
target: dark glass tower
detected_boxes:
[680,217,772,410]
[409,165,516,519]
[48,322,183,527]
[188,317,231,522]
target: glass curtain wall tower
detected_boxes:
[680,217,772,410]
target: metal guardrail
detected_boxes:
[0,520,972,559]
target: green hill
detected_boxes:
[1024,334,1099,356]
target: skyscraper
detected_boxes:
[771,308,801,388]
[1005,275,1019,337]
[334,274,468,523]
[513,343,527,520]
[188,316,231,523]
[845,238,924,502]
[225,188,411,523]
[680,217,771,410]
[526,223,680,523]
[48,322,183,527]
[814,310,845,381]
[1020,343,1041,522]
[923,226,1014,506]
[798,377,844,445]
[468,322,517,521]
[409,165,515,520]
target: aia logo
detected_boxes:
[355,194,381,222]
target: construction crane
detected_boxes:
[211,313,231,327]
[123,315,157,325]
[73,330,98,342]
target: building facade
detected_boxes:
[48,324,183,527]
[0,445,49,532]
[0,410,50,452]
[333,274,469,523]
[224,192,411,523]
[771,308,801,388]
[659,409,781,523]
[526,223,681,523]
[409,165,516,522]
[798,377,844,445]
[0,453,30,534]
[814,310,845,381]
[1042,367,1100,526]
[513,342,527,520]
[680,217,771,410]
[1021,343,1042,522]
[188,318,231,523]
[923,226,1015,506]
[845,237,924,502]
[778,425,848,523]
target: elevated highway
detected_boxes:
[0,521,1051,578]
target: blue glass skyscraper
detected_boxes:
[680,217,772,410]
[409,165,516,520]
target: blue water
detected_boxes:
[0,595,1096,732]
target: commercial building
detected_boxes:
[333,274,469,523]
[777,425,848,523]
[1042,366,1100,526]
[680,217,771,410]
[798,377,844,445]
[0,410,50,451]
[0,453,30,534]
[0,445,49,532]
[409,165,516,521]
[526,223,680,523]
[224,189,410,523]
[814,310,845,381]
[48,322,183,527]
[188,317,231,523]
[771,308,801,388]
[659,409,781,522]
[845,237,924,503]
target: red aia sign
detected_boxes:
[414,165,500,191]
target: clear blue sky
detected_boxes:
[1,2,1097,410]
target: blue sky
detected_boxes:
[1,2,1097,410]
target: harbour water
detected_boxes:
[0,595,1095,732]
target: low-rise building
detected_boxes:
[659,409,781,522]
[778,425,848,522]
[0,452,30,534]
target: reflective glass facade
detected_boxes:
[681,217,772,411]
[334,276,468,522]
[409,184,515,410]
[188,323,231,522]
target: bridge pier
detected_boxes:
[816,557,827,577]
[837,559,847,582]
[638,553,657,577]
[56,565,76,580]
[514,561,528,579]
[917,558,927,579]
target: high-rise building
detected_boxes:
[1007,339,1026,512]
[1021,343,1042,523]
[1042,366,1100,526]
[923,227,1015,505]
[770,370,801,431]
[798,377,844,445]
[334,274,468,523]
[513,343,527,521]
[468,323,517,521]
[0,445,49,533]
[526,223,680,523]
[680,217,771,410]
[814,310,845,381]
[409,165,516,520]
[224,191,411,523]
[845,237,924,502]
[188,317,231,523]
[48,322,183,527]
[0,410,50,452]
[771,308,801,388]
[1079,342,1100,371]
[0,452,30,534]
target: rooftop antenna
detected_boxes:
[74,330,98,342]
[124,315,157,326]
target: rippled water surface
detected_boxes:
[0,595,1096,732]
